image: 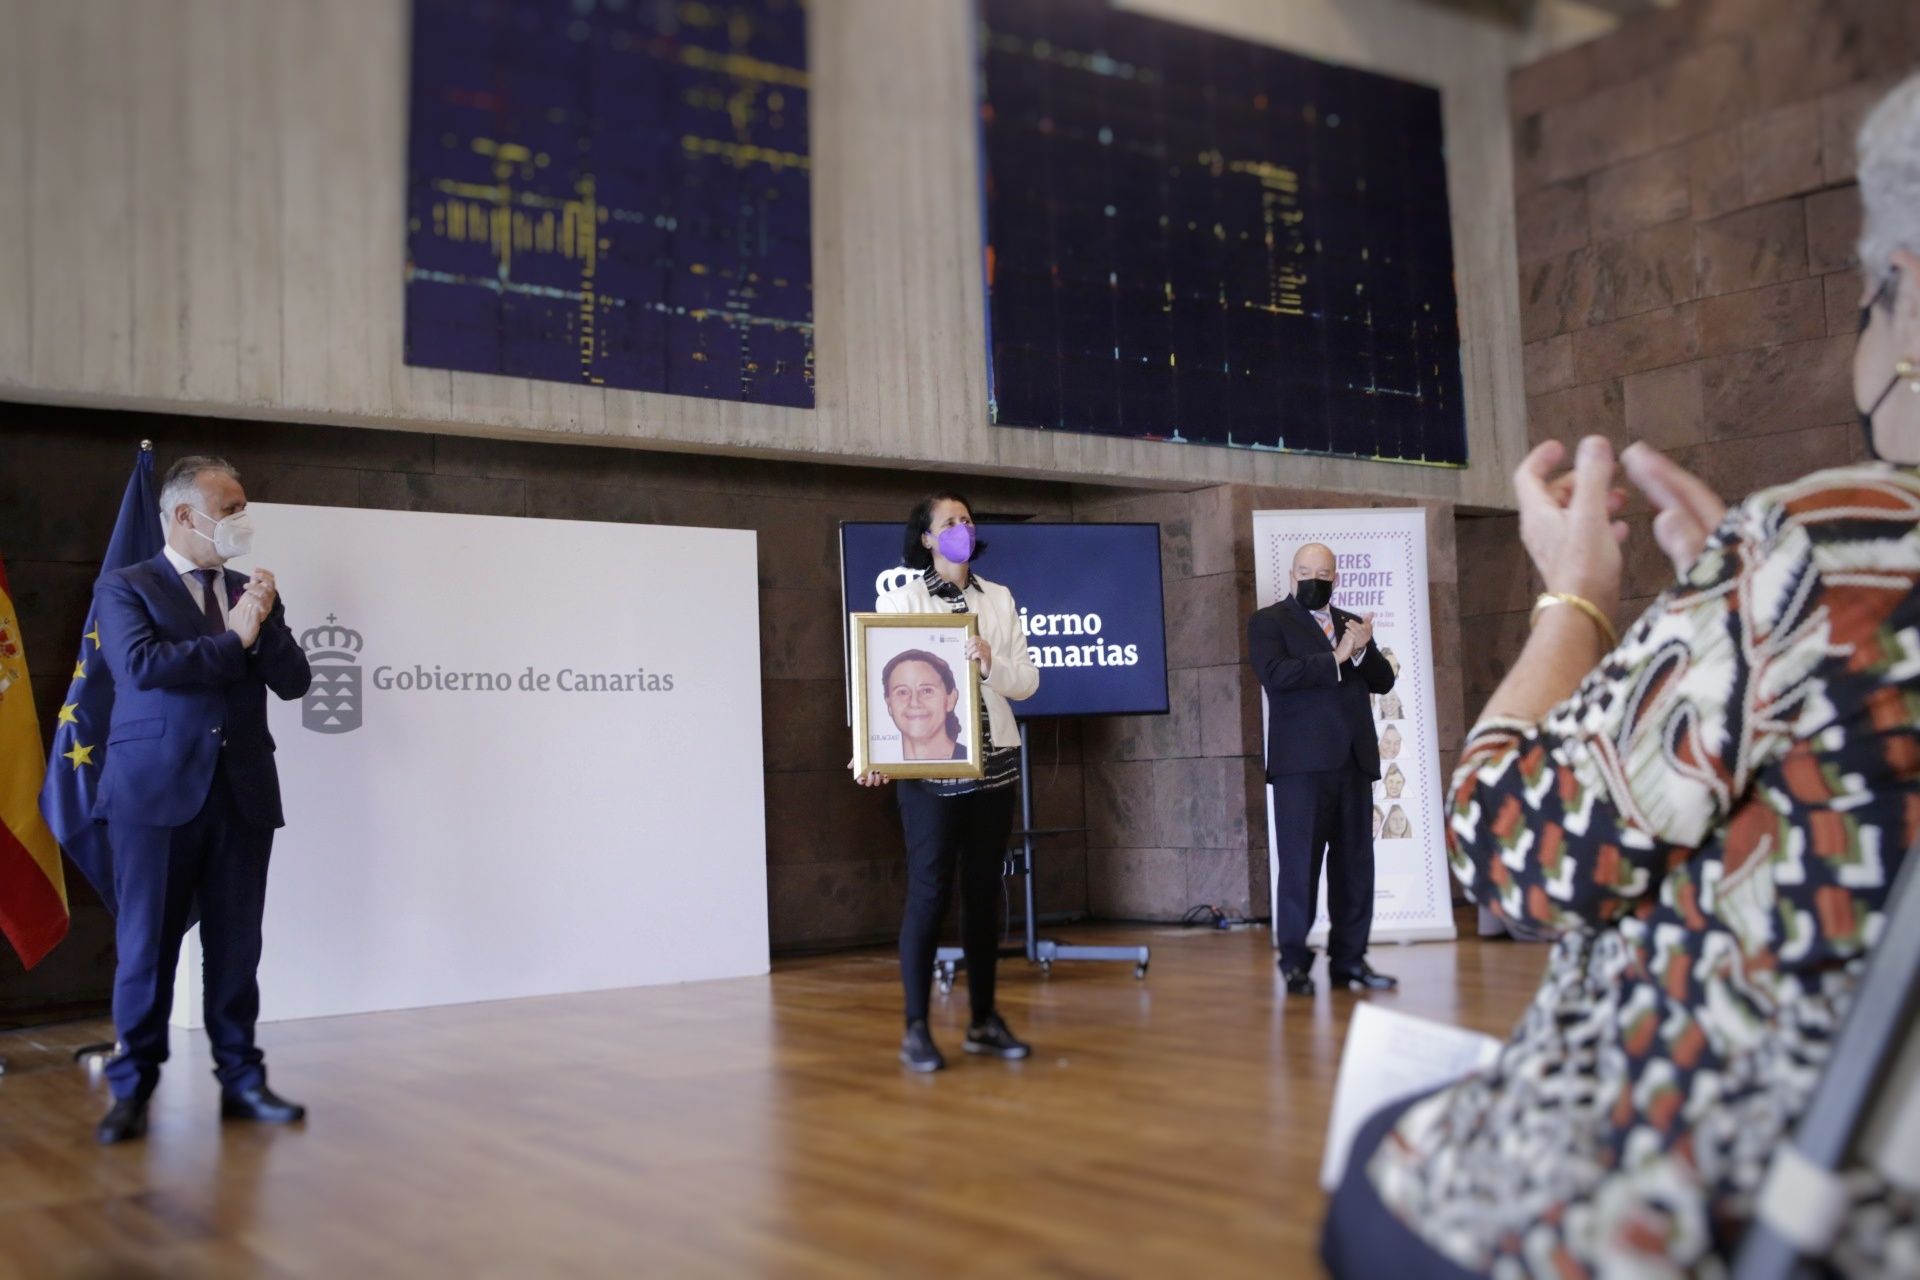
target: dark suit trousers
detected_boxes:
[1269,766,1375,973]
[106,767,273,1099]
[896,781,1013,1025]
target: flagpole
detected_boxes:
[66,440,151,1076]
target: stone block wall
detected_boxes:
[1464,0,1920,722]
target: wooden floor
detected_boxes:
[0,922,1546,1279]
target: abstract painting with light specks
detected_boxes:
[405,0,814,407]
[977,0,1465,464]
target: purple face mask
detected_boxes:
[935,523,975,563]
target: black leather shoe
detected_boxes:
[97,1095,150,1145]
[1280,964,1315,997]
[963,1012,1031,1060]
[900,1020,946,1073]
[220,1084,306,1124]
[1330,962,1399,991]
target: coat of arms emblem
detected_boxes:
[301,615,363,734]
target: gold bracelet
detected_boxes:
[1531,591,1619,649]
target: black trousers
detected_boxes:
[896,780,1015,1025]
[1269,765,1375,973]
[105,767,274,1101]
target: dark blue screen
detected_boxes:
[840,522,1169,719]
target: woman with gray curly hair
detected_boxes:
[1322,72,1920,1277]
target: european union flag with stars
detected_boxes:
[38,444,161,916]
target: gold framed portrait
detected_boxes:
[849,612,984,781]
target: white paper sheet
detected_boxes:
[1320,1003,1503,1191]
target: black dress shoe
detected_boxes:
[963,1012,1031,1060]
[220,1084,306,1124]
[1330,962,1399,991]
[900,1020,946,1073]
[97,1095,150,1145]
[1280,964,1315,997]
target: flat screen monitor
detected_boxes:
[839,522,1170,720]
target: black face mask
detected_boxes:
[1858,270,1902,463]
[1860,377,1902,462]
[1294,578,1333,611]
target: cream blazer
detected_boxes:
[875,571,1039,750]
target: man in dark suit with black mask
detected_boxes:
[1247,542,1398,997]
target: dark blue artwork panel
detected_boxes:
[406,0,814,408]
[978,0,1465,464]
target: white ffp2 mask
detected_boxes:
[191,509,255,562]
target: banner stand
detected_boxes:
[1251,508,1456,950]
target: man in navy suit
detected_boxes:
[1247,543,1398,997]
[91,456,311,1144]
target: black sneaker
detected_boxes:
[1330,962,1398,991]
[900,1020,946,1073]
[1280,964,1315,997]
[963,1012,1031,1060]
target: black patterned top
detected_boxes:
[922,566,1020,796]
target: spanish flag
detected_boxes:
[0,552,69,968]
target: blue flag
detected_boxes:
[38,445,162,915]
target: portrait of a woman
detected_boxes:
[880,648,966,762]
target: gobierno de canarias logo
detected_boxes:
[300,615,363,735]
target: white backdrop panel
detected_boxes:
[1251,508,1455,946]
[174,502,768,1026]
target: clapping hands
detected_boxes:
[1520,436,1729,596]
[1514,436,1630,616]
[1333,614,1374,662]
[228,569,277,647]
[1621,442,1728,576]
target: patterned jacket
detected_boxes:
[1369,464,1920,1277]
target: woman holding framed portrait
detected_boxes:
[852,490,1040,1073]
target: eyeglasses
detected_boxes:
[1859,268,1901,334]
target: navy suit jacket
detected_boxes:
[92,553,312,830]
[1247,596,1396,780]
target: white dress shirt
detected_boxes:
[164,543,231,628]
